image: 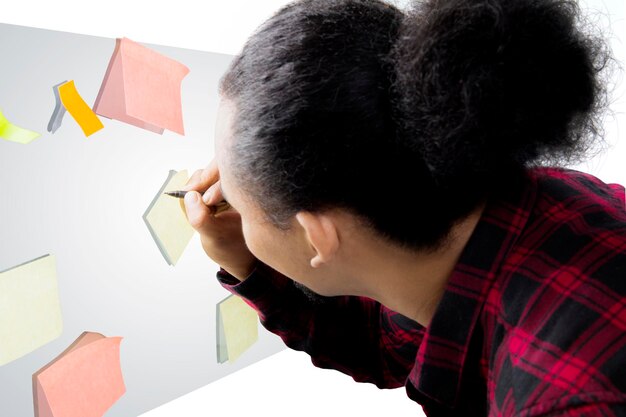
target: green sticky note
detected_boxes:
[143,170,196,266]
[0,255,63,366]
[216,294,259,364]
[0,108,41,144]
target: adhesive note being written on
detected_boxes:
[0,255,63,366]
[33,331,126,417]
[93,37,190,135]
[143,170,196,265]
[217,294,259,364]
[0,108,41,144]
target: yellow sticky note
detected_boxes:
[93,37,190,135]
[143,170,196,265]
[0,108,41,144]
[217,294,259,364]
[33,331,126,417]
[0,255,63,366]
[58,80,104,137]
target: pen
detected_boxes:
[164,190,232,215]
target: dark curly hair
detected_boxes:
[220,0,611,252]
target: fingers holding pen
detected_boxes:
[202,181,224,206]
[184,191,216,232]
[180,159,232,232]
[183,160,219,192]
[185,170,205,190]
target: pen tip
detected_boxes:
[164,190,187,198]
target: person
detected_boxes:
[182,0,626,415]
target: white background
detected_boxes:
[2,0,623,416]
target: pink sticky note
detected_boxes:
[93,37,190,135]
[33,332,126,417]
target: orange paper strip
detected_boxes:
[58,81,104,137]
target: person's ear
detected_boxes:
[295,211,339,268]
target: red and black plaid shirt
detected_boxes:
[217,167,626,416]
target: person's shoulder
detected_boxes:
[488,167,626,414]
[505,166,626,274]
[529,166,626,223]
[507,166,626,290]
[499,166,626,321]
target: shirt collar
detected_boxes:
[407,169,538,408]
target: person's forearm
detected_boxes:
[216,262,425,388]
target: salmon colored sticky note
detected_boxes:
[217,294,259,364]
[58,80,104,137]
[33,332,126,417]
[93,37,190,135]
[0,255,63,366]
[0,108,41,144]
[143,170,196,265]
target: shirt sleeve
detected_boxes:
[216,262,425,389]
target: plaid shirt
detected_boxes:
[216,167,626,416]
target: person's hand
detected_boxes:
[182,160,257,281]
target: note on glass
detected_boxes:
[143,170,195,265]
[33,332,126,417]
[56,80,104,137]
[47,81,68,134]
[0,108,41,144]
[0,255,63,366]
[217,294,259,364]
[93,37,190,135]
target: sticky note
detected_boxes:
[47,81,68,134]
[0,108,41,144]
[217,294,259,364]
[57,80,104,137]
[33,332,126,417]
[143,170,195,265]
[0,255,63,366]
[93,37,190,135]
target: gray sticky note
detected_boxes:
[47,80,68,133]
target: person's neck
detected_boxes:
[349,203,486,327]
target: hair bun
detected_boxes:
[393,0,609,187]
